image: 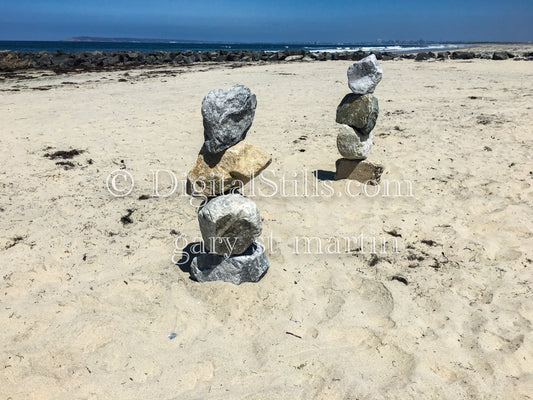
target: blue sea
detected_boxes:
[0,40,469,54]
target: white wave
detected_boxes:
[309,44,467,54]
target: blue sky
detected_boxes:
[0,0,531,42]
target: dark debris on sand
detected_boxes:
[55,161,76,170]
[120,209,135,225]
[5,236,24,250]
[44,149,85,160]
[391,275,408,285]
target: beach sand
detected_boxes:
[1,55,532,399]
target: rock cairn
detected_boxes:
[186,85,271,285]
[334,54,385,182]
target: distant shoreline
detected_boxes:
[1,39,531,56]
[0,39,474,54]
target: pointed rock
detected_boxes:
[347,54,383,95]
[202,84,257,154]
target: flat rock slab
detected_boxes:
[202,85,257,154]
[190,241,269,285]
[335,158,384,183]
[187,141,272,197]
[198,194,262,256]
[347,54,383,95]
[285,55,304,61]
[337,125,373,159]
[336,93,379,135]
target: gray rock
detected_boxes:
[336,93,379,135]
[337,125,373,159]
[415,52,431,61]
[492,51,509,60]
[198,194,262,256]
[190,241,269,285]
[347,54,383,95]
[285,55,303,61]
[201,85,257,154]
[451,51,475,60]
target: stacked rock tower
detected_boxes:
[334,54,384,182]
[186,85,272,285]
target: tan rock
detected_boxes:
[335,158,384,183]
[0,51,31,71]
[187,141,271,196]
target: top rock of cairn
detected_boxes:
[201,84,257,154]
[347,54,383,95]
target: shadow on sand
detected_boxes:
[312,169,335,181]
[175,242,203,275]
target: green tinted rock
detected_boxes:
[336,125,373,160]
[335,94,379,135]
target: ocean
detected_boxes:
[0,40,468,54]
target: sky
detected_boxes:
[0,0,531,43]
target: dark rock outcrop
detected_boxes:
[492,51,509,60]
[0,47,525,72]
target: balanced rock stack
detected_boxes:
[334,54,385,182]
[186,85,271,285]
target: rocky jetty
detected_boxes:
[185,85,270,285]
[1,48,530,72]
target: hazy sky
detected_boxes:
[0,0,531,42]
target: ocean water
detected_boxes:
[0,41,468,54]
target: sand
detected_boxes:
[1,55,532,399]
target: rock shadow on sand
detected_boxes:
[312,169,336,181]
[175,242,203,275]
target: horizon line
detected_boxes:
[0,37,531,45]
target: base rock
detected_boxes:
[335,158,384,183]
[190,241,269,285]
